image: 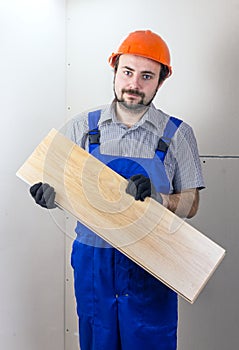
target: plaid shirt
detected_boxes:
[63,103,205,194]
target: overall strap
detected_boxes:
[156,116,183,162]
[88,110,101,153]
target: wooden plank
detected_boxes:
[16,129,226,303]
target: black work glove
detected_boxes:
[126,174,163,203]
[29,182,57,209]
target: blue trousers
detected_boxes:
[71,239,178,350]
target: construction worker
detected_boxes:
[30,30,205,349]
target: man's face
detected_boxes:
[114,54,161,110]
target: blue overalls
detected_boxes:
[71,110,182,350]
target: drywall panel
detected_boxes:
[178,158,239,350]
[64,216,79,350]
[0,1,66,349]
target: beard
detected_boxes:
[114,88,146,111]
[114,86,158,112]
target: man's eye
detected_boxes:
[143,74,152,80]
[124,70,132,76]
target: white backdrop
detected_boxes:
[0,1,66,349]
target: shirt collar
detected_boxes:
[98,103,116,125]
[98,102,165,131]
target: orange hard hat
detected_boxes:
[108,30,172,77]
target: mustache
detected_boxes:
[122,89,145,98]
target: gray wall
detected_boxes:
[1,0,238,349]
[0,1,66,349]
[178,158,239,349]
[65,1,239,349]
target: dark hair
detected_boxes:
[114,55,169,86]
[159,64,170,85]
[113,55,121,73]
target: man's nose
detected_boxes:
[129,74,141,89]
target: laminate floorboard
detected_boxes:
[16,129,226,303]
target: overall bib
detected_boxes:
[71,110,182,350]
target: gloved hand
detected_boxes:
[126,174,162,203]
[29,182,57,209]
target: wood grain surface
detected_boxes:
[16,129,226,303]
